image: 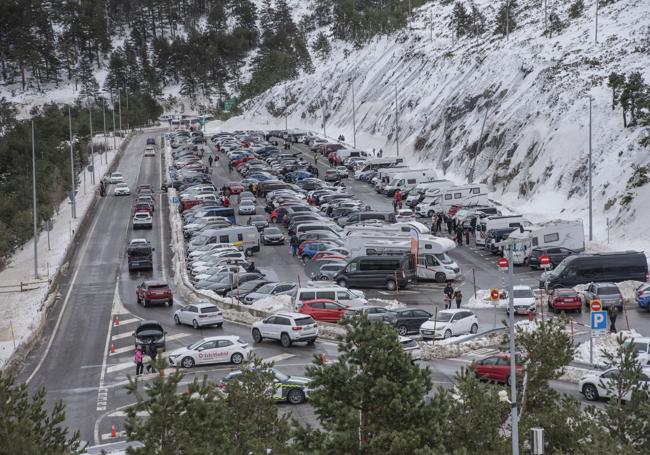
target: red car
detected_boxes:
[548,288,582,313]
[226,182,245,194]
[132,202,153,215]
[472,353,524,385]
[136,280,173,307]
[299,299,346,323]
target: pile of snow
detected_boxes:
[616,280,645,304]
[250,295,294,313]
[366,298,405,309]
[558,366,591,384]
[574,329,642,367]
[465,289,508,309]
[420,332,502,360]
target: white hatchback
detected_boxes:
[110,172,125,184]
[174,302,224,329]
[419,309,479,340]
[580,367,650,401]
[114,183,130,196]
[167,336,249,368]
[506,285,537,316]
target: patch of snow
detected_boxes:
[420,332,501,360]
[465,289,508,309]
[574,329,643,367]
[250,295,294,313]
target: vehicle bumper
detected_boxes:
[263,238,285,245]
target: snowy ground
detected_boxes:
[0,135,125,370]
[574,329,641,367]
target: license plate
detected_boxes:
[422,331,433,335]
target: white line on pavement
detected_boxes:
[263,353,296,363]
[111,332,134,341]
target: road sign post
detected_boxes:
[539,255,551,269]
[498,257,508,272]
[590,299,606,366]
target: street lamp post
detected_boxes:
[395,84,399,157]
[112,96,117,152]
[68,105,76,219]
[89,102,95,185]
[31,120,39,279]
[320,86,327,138]
[284,85,288,131]
[352,80,357,148]
[102,98,108,164]
[588,96,593,241]
[503,249,520,455]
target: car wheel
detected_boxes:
[434,272,446,283]
[470,323,478,334]
[192,319,199,329]
[174,315,180,325]
[287,389,305,405]
[167,298,173,307]
[337,279,348,288]
[252,329,263,343]
[427,210,434,217]
[216,323,223,328]
[271,217,277,223]
[307,339,315,345]
[281,333,292,348]
[386,279,397,291]
[582,384,598,401]
[181,357,195,368]
[443,329,452,339]
[319,275,329,281]
[397,325,408,336]
[136,294,141,304]
[231,353,244,365]
[301,255,310,263]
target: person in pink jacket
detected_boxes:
[135,346,144,376]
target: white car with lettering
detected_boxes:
[167,336,249,368]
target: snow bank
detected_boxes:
[465,289,508,309]
[0,135,126,371]
[250,295,294,313]
[574,329,642,367]
[420,332,502,360]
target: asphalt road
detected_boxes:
[13,131,624,447]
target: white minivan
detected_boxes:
[294,285,367,309]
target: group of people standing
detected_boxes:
[443,282,463,309]
[134,343,158,376]
[430,212,477,247]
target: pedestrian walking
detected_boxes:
[454,289,463,309]
[208,156,213,167]
[443,295,451,310]
[228,161,233,173]
[456,227,463,246]
[290,235,298,256]
[146,343,157,373]
[378,148,383,157]
[465,228,470,245]
[314,154,318,165]
[436,215,442,233]
[609,306,619,333]
[135,345,144,376]
[444,282,454,304]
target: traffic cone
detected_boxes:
[321,352,327,366]
[110,344,116,353]
[113,315,120,326]
[111,425,117,438]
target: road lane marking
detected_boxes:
[263,353,296,363]
[111,332,134,341]
[106,353,169,374]
[114,317,140,326]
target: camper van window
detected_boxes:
[445,194,452,200]
[470,188,480,194]
[424,244,432,250]
[532,237,539,247]
[219,235,229,243]
[366,249,378,255]
[407,179,417,184]
[543,233,560,243]
[426,255,438,266]
[399,179,405,186]
[237,233,244,241]
[454,193,462,199]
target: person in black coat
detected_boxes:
[146,343,157,373]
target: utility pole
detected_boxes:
[31,121,39,279]
[506,0,510,41]
[430,9,433,41]
[68,106,76,219]
[544,0,548,37]
[352,80,357,148]
[102,98,108,164]
[284,85,288,131]
[111,95,117,151]
[89,102,95,185]
[595,0,599,44]
[506,248,520,455]
[395,84,399,157]
[588,96,593,241]
[321,86,327,138]
[126,90,129,131]
[118,92,123,136]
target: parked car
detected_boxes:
[471,353,524,385]
[335,255,414,291]
[109,172,124,184]
[133,320,167,351]
[238,199,257,215]
[136,281,173,307]
[261,227,285,245]
[251,312,318,347]
[226,182,245,194]
[580,367,650,401]
[225,279,269,299]
[173,302,224,329]
[383,308,433,336]
[243,282,298,304]
[637,283,650,310]
[324,169,340,182]
[505,285,536,316]
[400,336,421,363]
[547,288,582,313]
[313,263,346,281]
[527,247,575,269]
[132,211,153,229]
[167,336,250,368]
[247,215,269,231]
[419,309,479,340]
[581,282,624,310]
[113,183,130,196]
[344,305,393,323]
[220,368,310,404]
[299,299,346,323]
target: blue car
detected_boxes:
[638,284,650,310]
[287,170,313,181]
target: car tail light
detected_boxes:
[199,314,207,318]
[292,326,303,331]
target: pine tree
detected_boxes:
[0,374,83,454]
[76,53,98,100]
[622,72,649,126]
[312,31,332,59]
[297,315,448,454]
[569,0,584,19]
[494,0,518,37]
[450,2,471,38]
[469,3,487,37]
[547,11,565,37]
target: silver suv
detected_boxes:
[252,312,318,347]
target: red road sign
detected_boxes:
[498,257,509,269]
[490,288,500,301]
[590,299,602,312]
[539,255,551,268]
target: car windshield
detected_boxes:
[255,283,275,294]
[238,281,263,291]
[251,216,266,221]
[513,289,534,298]
[200,306,219,313]
[434,313,453,323]
[434,253,454,265]
[295,317,315,326]
[148,285,168,290]
[599,286,619,295]
[401,339,418,349]
[550,261,566,276]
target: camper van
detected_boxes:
[405,179,453,207]
[372,166,410,192]
[506,220,585,265]
[437,184,489,211]
[354,157,404,178]
[475,215,527,247]
[344,221,431,238]
[382,169,438,197]
[414,181,459,216]
[346,238,460,282]
[335,149,370,162]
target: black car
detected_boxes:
[383,308,433,336]
[527,247,575,269]
[224,279,269,299]
[207,272,266,296]
[220,368,310,404]
[247,215,269,231]
[261,227,285,245]
[133,320,167,351]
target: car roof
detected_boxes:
[138,320,163,327]
[439,309,471,315]
[201,335,242,342]
[592,282,618,287]
[274,312,311,318]
[513,285,533,290]
[144,280,168,286]
[190,302,218,308]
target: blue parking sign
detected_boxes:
[591,311,607,330]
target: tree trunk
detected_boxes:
[623,109,627,128]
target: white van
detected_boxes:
[507,219,585,265]
[355,157,404,178]
[191,226,260,255]
[405,179,452,207]
[372,166,410,191]
[344,221,431,238]
[383,169,438,196]
[437,184,489,211]
[294,285,367,309]
[475,215,527,247]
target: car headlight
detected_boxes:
[168,353,180,359]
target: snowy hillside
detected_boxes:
[233,0,650,250]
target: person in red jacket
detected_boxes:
[222,195,230,207]
[393,190,402,212]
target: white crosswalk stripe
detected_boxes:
[263,353,296,363]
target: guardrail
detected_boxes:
[0,278,51,293]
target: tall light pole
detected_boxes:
[394,84,399,157]
[31,120,39,279]
[588,96,593,241]
[102,98,108,164]
[505,249,520,455]
[594,0,599,44]
[88,102,95,185]
[284,85,288,131]
[125,90,129,131]
[320,86,327,138]
[351,80,357,148]
[118,92,123,135]
[68,105,76,219]
[112,95,117,152]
